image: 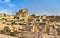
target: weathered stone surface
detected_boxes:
[0,34,18,38]
[18,31,38,38]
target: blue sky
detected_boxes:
[0,0,60,15]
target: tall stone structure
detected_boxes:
[16,8,29,22]
[16,8,28,18]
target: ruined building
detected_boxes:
[0,9,60,38]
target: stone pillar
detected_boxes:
[38,29,43,38]
[54,29,57,38]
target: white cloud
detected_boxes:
[7,3,15,7]
[0,0,10,3]
[0,0,15,7]
[4,0,10,3]
[0,9,13,14]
